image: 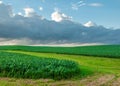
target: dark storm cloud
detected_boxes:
[0,2,120,45]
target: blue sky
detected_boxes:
[1,0,120,28]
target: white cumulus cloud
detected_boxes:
[51,10,72,22]
[84,21,96,27]
[24,7,36,17]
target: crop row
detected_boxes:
[0,52,80,80]
[0,45,120,58]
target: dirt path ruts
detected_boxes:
[108,78,120,86]
[85,75,115,86]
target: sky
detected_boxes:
[1,0,120,28]
[0,0,120,45]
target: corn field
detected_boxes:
[0,52,80,80]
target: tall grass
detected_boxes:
[0,52,80,80]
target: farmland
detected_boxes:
[0,45,120,58]
[0,45,120,86]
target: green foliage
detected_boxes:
[0,45,120,58]
[0,45,120,80]
[0,52,80,80]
